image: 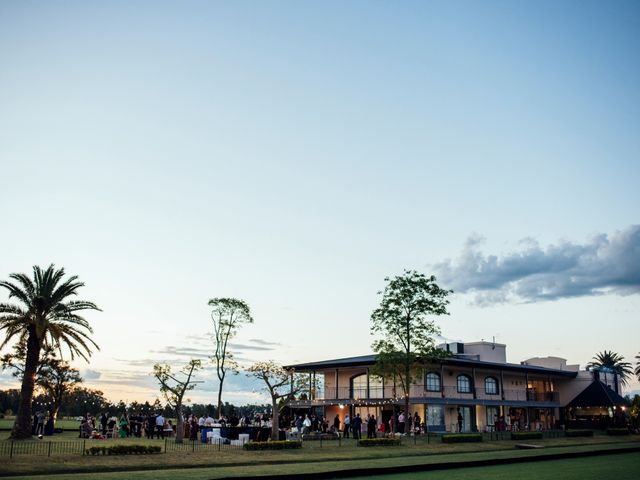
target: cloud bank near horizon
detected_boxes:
[434,225,640,305]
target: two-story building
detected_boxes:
[285,341,600,432]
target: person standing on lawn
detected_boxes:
[367,414,377,438]
[100,412,108,436]
[343,414,350,438]
[398,411,406,434]
[155,412,165,439]
[352,413,362,440]
[333,414,340,434]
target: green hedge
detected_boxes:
[243,440,302,451]
[442,433,482,443]
[358,438,401,447]
[511,432,543,440]
[606,428,629,436]
[86,445,162,456]
[565,429,594,437]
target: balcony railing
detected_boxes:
[290,386,559,404]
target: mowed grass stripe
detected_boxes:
[2,442,639,480]
[346,452,640,480]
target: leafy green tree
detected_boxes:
[370,271,451,423]
[246,361,303,440]
[1,341,82,423]
[1,340,52,380]
[629,394,640,429]
[0,265,100,439]
[152,398,163,412]
[587,350,633,386]
[37,358,82,422]
[140,401,153,415]
[153,359,202,443]
[60,387,109,417]
[208,298,253,417]
[0,389,20,416]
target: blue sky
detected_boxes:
[1,0,639,403]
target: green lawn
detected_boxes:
[349,453,640,480]
[0,436,637,479]
[2,446,639,480]
[0,418,81,431]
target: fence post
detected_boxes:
[192,440,195,453]
[320,435,323,448]
[48,442,52,457]
[338,434,341,448]
[414,434,416,445]
[218,438,221,452]
[165,438,167,453]
[9,440,14,459]
[82,440,86,456]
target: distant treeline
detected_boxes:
[0,388,270,419]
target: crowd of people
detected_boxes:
[32,410,55,437]
[75,411,275,440]
[289,410,423,439]
[77,411,177,439]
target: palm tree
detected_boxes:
[0,265,100,439]
[635,353,640,383]
[587,350,633,386]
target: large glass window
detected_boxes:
[426,405,445,431]
[486,406,499,427]
[425,372,441,392]
[485,377,499,395]
[351,374,367,399]
[457,374,472,393]
[369,375,384,398]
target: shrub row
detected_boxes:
[511,432,543,440]
[85,445,162,456]
[358,438,401,447]
[607,428,629,436]
[565,430,594,437]
[441,433,483,443]
[243,440,302,451]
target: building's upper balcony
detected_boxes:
[287,385,559,407]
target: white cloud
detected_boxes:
[434,225,640,305]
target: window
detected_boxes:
[425,372,441,392]
[351,374,367,399]
[486,406,499,427]
[427,405,445,431]
[369,375,384,398]
[457,374,472,393]
[485,377,499,395]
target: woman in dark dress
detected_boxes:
[190,416,198,441]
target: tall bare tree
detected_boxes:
[246,361,303,441]
[0,265,100,439]
[208,298,253,417]
[153,359,202,443]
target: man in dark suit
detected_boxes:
[352,413,362,440]
[367,415,377,438]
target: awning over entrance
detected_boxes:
[566,380,629,408]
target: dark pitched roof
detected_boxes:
[566,380,630,408]
[285,353,578,378]
[285,354,377,370]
